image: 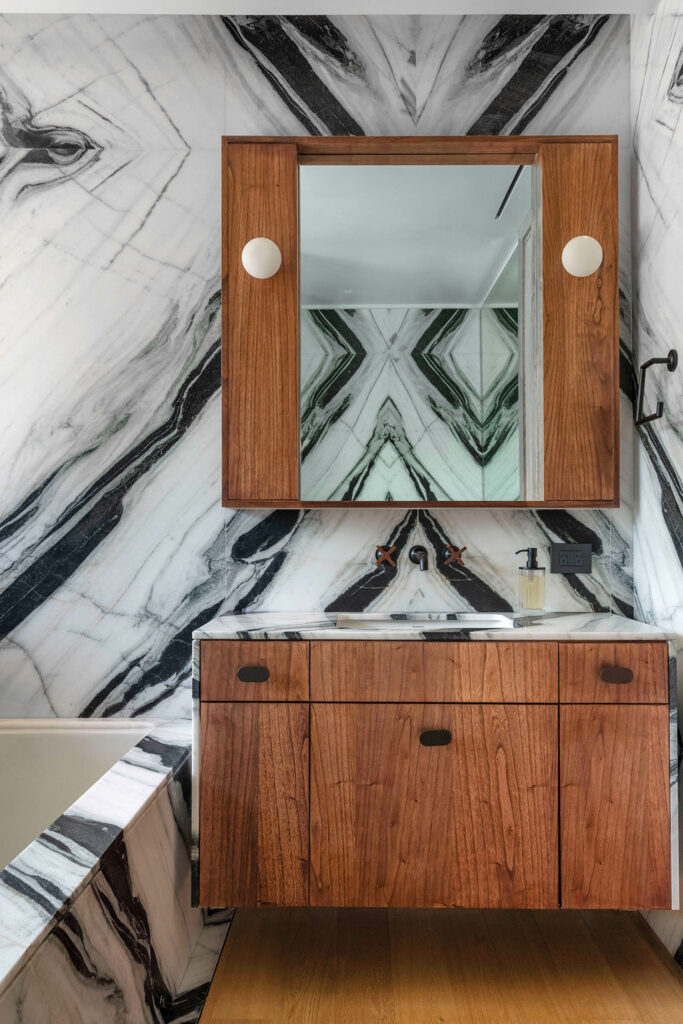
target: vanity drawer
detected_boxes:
[559,642,668,704]
[200,641,309,701]
[310,641,557,703]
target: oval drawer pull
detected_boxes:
[236,665,270,683]
[599,666,634,685]
[419,729,452,747]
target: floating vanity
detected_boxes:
[191,614,678,914]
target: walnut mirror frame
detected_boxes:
[221,135,619,509]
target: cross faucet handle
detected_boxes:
[375,545,397,567]
[443,544,467,567]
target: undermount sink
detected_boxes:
[335,613,517,631]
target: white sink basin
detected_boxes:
[335,613,517,631]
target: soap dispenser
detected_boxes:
[515,547,546,610]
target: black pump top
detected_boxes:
[516,547,539,570]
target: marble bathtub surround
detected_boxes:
[0,720,230,1021]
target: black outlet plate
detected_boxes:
[550,542,592,574]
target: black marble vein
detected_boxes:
[222,15,364,135]
[0,296,221,642]
[467,15,610,135]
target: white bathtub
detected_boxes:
[0,719,151,869]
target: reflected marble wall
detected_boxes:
[300,306,520,502]
[0,14,632,721]
[631,0,683,962]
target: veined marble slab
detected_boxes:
[631,0,683,961]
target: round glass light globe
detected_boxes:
[241,237,282,279]
[561,235,603,277]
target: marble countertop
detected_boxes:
[193,612,674,642]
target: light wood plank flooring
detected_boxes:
[199,908,683,1024]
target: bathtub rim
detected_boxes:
[0,717,191,999]
[0,718,156,732]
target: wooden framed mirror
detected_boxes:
[222,135,618,509]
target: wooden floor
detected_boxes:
[199,908,683,1024]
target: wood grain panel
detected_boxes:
[200,640,309,701]
[540,140,619,503]
[559,642,668,704]
[560,704,670,909]
[223,140,298,502]
[199,702,309,907]
[310,703,558,908]
[226,135,616,156]
[310,641,557,703]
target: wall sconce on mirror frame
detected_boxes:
[241,237,282,279]
[561,235,603,277]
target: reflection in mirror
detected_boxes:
[299,163,540,502]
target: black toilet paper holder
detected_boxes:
[634,349,678,427]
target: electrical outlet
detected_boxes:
[550,542,592,574]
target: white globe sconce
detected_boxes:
[561,235,603,278]
[241,237,282,279]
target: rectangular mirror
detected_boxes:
[299,163,541,503]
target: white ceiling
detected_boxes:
[0,1,661,14]
[300,164,531,307]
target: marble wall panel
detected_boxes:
[0,14,632,721]
[631,0,683,963]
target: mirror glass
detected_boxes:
[299,162,540,502]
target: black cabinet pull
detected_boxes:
[236,665,270,683]
[599,666,634,685]
[420,729,452,747]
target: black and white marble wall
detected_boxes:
[631,0,683,962]
[0,13,633,721]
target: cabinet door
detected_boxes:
[199,702,309,907]
[560,705,670,909]
[310,703,558,909]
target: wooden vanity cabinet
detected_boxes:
[198,638,672,911]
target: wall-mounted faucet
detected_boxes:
[409,545,429,571]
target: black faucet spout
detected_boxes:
[409,545,429,571]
